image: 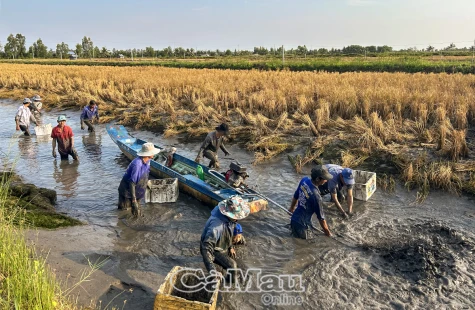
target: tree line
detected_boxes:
[0,33,474,59]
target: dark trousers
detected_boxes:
[318,183,345,201]
[59,148,79,161]
[203,150,219,168]
[213,250,238,283]
[291,221,309,239]
[82,119,95,132]
[118,194,133,210]
[19,125,30,136]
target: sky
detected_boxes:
[0,0,474,51]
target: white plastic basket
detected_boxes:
[352,170,377,201]
[35,123,52,136]
[145,178,179,203]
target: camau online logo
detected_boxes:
[171,268,304,306]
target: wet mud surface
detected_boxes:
[1,99,474,309]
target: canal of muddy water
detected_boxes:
[0,99,474,309]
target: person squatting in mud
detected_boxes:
[195,123,231,169]
[80,100,100,132]
[318,164,355,217]
[288,166,333,239]
[225,162,249,188]
[51,115,79,161]
[15,98,37,136]
[200,196,250,283]
[118,142,160,217]
[233,223,246,246]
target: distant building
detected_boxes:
[118,54,125,59]
[69,54,78,60]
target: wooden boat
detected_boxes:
[106,125,268,213]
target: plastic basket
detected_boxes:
[35,123,52,136]
[154,266,220,310]
[145,178,179,203]
[352,170,377,201]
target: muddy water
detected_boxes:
[1,98,474,310]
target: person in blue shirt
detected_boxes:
[80,100,100,132]
[288,166,333,239]
[118,142,160,217]
[200,196,250,283]
[318,164,355,217]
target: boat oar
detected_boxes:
[244,192,292,216]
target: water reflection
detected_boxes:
[53,159,80,198]
[82,132,102,160]
[36,135,51,144]
[17,136,37,161]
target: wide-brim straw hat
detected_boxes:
[137,142,160,157]
[218,195,250,220]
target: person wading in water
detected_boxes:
[195,123,231,169]
[51,115,79,161]
[288,166,333,239]
[15,98,37,136]
[118,142,160,217]
[200,195,250,283]
[29,94,43,125]
[80,100,100,132]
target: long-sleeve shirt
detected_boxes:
[118,157,150,200]
[29,101,42,112]
[197,131,229,159]
[291,177,325,228]
[200,206,236,272]
[80,106,99,120]
[15,105,35,127]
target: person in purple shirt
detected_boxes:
[288,166,333,239]
[118,142,160,217]
[80,100,100,132]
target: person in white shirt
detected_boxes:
[15,98,37,136]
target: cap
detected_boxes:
[341,168,355,185]
[23,98,31,104]
[311,165,333,181]
[234,223,243,236]
[57,115,67,122]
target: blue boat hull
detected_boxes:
[107,125,268,212]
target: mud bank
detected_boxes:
[2,171,81,229]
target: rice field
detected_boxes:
[1,63,475,200]
[2,56,475,74]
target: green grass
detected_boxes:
[0,172,64,309]
[2,56,475,74]
[0,170,97,309]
